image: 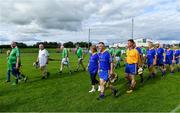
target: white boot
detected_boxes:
[89,88,96,93]
[98,85,101,92]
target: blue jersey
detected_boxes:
[174,49,180,61]
[157,48,164,60]
[175,49,180,64]
[166,50,174,60]
[98,50,111,71]
[146,48,156,65]
[136,47,142,55]
[88,53,99,73]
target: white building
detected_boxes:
[110,38,153,47]
[134,38,153,47]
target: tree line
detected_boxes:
[0,41,92,48]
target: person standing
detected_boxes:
[75,45,85,72]
[155,42,166,77]
[165,46,174,75]
[36,44,50,79]
[125,39,139,93]
[134,43,144,83]
[146,41,157,80]
[6,50,11,82]
[87,45,100,93]
[173,46,180,72]
[8,42,27,85]
[59,45,72,74]
[115,46,121,68]
[98,42,117,99]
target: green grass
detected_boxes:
[0,50,179,112]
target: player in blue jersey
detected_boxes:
[134,43,144,83]
[87,45,100,93]
[165,46,174,74]
[173,46,180,72]
[146,41,157,80]
[97,42,118,100]
[155,42,166,76]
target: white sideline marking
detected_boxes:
[171,104,180,113]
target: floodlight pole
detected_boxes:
[88,28,91,49]
[132,18,134,39]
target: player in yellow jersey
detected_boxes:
[125,39,139,94]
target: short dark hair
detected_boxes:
[98,42,105,45]
[128,39,135,44]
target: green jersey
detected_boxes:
[115,49,121,57]
[77,47,83,58]
[9,47,20,64]
[109,48,115,56]
[62,48,68,58]
[142,47,146,55]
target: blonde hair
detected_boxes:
[91,45,97,53]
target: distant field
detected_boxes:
[0,49,179,112]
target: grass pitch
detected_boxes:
[0,49,179,112]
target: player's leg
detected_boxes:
[125,64,131,85]
[99,78,106,99]
[76,58,81,71]
[108,73,118,96]
[170,63,175,75]
[160,64,166,77]
[116,57,121,68]
[139,73,144,83]
[6,69,11,82]
[11,64,18,85]
[17,66,28,82]
[127,64,136,93]
[67,63,72,74]
[80,59,86,71]
[41,66,47,79]
[59,61,64,73]
[98,70,109,99]
[89,72,96,93]
[147,65,156,80]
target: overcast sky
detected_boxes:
[0,0,180,44]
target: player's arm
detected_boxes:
[36,52,39,63]
[82,49,85,59]
[46,50,49,64]
[16,49,20,69]
[109,54,114,76]
[153,50,157,65]
[98,61,100,73]
[16,56,20,69]
[163,52,166,62]
[135,50,139,67]
[153,55,157,65]
[173,52,175,63]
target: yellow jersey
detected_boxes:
[126,48,139,64]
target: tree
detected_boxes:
[63,41,74,48]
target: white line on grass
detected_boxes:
[171,104,180,113]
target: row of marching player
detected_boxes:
[86,39,180,99]
[5,40,179,99]
[40,39,180,99]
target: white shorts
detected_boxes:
[115,57,121,62]
[39,59,47,67]
[78,58,83,63]
[62,58,69,65]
